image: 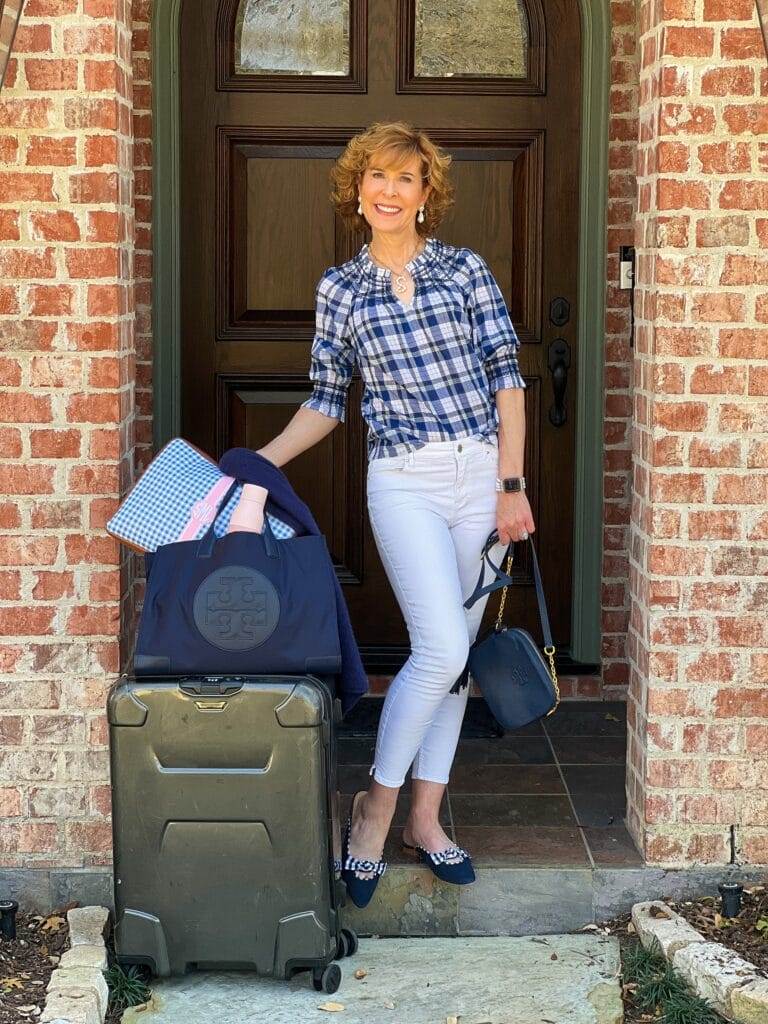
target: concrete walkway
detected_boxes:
[121,934,623,1024]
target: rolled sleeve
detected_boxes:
[299,272,355,423]
[467,252,526,394]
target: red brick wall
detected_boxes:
[627,0,768,865]
[0,0,137,867]
[601,0,640,700]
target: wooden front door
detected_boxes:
[179,0,582,668]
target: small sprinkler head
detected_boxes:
[0,899,19,940]
[718,882,743,919]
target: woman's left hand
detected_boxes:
[496,492,535,545]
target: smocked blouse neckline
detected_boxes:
[361,236,435,280]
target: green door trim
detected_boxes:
[571,0,610,664]
[151,0,610,664]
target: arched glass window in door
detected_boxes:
[414,0,529,79]
[234,0,350,76]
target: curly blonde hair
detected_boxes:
[330,121,455,237]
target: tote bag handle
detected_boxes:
[195,478,279,560]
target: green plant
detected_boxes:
[104,962,152,1012]
[621,938,724,1024]
[622,934,666,985]
[756,916,768,936]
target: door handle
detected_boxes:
[547,339,570,427]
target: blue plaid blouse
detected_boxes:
[300,236,526,460]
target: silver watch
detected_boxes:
[495,476,526,493]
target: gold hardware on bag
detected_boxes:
[543,644,560,713]
[494,550,514,629]
[493,544,559,713]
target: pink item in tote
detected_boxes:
[226,482,269,534]
[178,475,238,542]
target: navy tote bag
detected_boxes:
[134,480,342,677]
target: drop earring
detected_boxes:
[357,196,363,215]
[417,205,425,224]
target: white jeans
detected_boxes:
[365,436,504,788]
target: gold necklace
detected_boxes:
[368,239,425,295]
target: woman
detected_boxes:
[257,121,534,908]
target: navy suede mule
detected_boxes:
[341,791,387,909]
[402,840,476,885]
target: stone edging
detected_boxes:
[41,906,110,1024]
[631,900,768,1024]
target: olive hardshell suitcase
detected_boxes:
[108,673,355,992]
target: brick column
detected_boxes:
[601,0,640,699]
[628,0,768,865]
[0,0,136,872]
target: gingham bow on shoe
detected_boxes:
[420,845,470,866]
[403,840,476,885]
[343,854,388,877]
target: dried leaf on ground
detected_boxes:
[40,916,65,933]
[318,1001,345,1012]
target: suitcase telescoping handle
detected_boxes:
[195,478,280,560]
[178,675,246,696]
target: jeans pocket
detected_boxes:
[367,454,409,476]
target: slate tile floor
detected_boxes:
[337,698,642,869]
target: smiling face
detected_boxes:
[358,149,431,238]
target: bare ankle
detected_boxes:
[360,789,397,823]
[406,812,439,831]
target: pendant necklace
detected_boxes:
[369,239,424,295]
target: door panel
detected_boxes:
[179,0,581,664]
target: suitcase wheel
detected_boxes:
[312,962,342,993]
[335,927,358,959]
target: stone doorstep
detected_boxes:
[41,907,110,1024]
[6,863,768,932]
[342,864,768,938]
[631,899,768,1024]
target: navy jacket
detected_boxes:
[218,447,369,715]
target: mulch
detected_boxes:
[595,883,768,1023]
[668,884,768,978]
[0,904,73,1023]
